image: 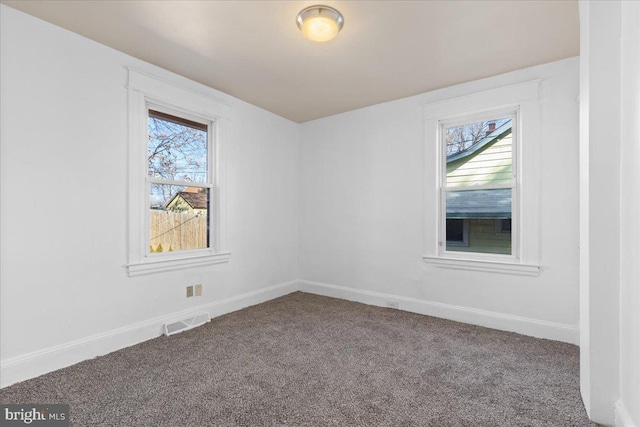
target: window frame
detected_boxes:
[145,104,214,257]
[422,80,541,276]
[127,69,231,277]
[439,109,518,261]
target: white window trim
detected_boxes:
[422,256,539,276]
[422,80,541,276]
[127,68,231,277]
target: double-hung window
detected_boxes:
[423,81,541,275]
[127,69,230,276]
[147,108,212,254]
[441,112,517,258]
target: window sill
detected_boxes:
[422,255,540,276]
[127,252,231,277]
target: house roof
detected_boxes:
[446,121,512,164]
[446,189,511,219]
[166,192,208,210]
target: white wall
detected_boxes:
[618,2,640,426]
[580,1,640,425]
[578,1,640,425]
[0,6,299,386]
[299,59,580,342]
[580,0,622,423]
[578,0,592,415]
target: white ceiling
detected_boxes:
[3,1,579,123]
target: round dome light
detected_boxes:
[296,5,344,42]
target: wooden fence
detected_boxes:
[149,210,207,252]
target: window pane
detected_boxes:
[148,110,208,182]
[445,189,511,255]
[445,118,512,187]
[150,184,209,252]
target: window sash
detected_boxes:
[148,109,208,131]
[439,111,519,260]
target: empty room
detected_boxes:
[0,1,638,426]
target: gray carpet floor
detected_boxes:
[0,292,594,426]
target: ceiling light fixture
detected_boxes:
[296,5,344,42]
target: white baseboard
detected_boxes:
[0,280,297,389]
[298,279,579,345]
[616,399,637,427]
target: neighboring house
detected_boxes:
[165,190,208,214]
[445,121,512,254]
[149,189,209,253]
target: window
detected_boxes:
[127,69,230,276]
[442,113,516,257]
[147,109,211,253]
[422,80,541,276]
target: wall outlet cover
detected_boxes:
[195,284,202,296]
[186,285,194,298]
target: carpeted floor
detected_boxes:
[0,292,594,426]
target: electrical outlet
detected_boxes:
[195,284,202,296]
[386,301,399,309]
[186,285,194,298]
